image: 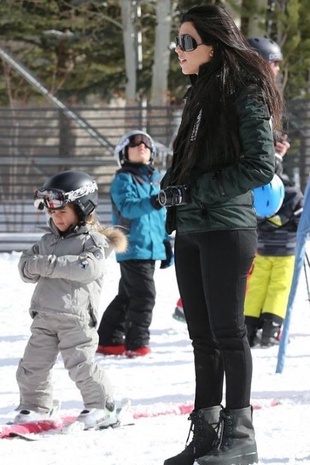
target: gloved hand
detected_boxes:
[150,194,163,210]
[26,254,55,277]
[160,240,174,269]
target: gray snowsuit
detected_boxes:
[16,220,115,413]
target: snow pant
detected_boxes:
[174,230,257,410]
[97,259,156,351]
[244,254,295,325]
[16,311,114,413]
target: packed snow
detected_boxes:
[0,249,310,464]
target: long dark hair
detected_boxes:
[173,5,283,183]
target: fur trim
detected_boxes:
[101,227,128,253]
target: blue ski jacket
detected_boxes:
[110,163,168,262]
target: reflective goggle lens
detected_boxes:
[128,134,152,150]
[34,189,68,210]
[175,34,199,52]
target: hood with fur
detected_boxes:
[101,227,128,254]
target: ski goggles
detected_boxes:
[175,34,204,52]
[34,181,98,211]
[270,61,281,67]
[128,134,153,150]
[34,189,71,210]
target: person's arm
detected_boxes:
[19,235,107,284]
[190,88,275,205]
[18,243,41,283]
[112,173,161,218]
[275,134,290,158]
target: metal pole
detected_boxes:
[0,46,114,154]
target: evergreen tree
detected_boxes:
[1,0,310,106]
[0,0,125,105]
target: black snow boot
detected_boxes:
[163,406,221,465]
[260,319,281,347]
[196,406,258,465]
[245,324,259,348]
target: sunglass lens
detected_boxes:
[183,35,196,51]
[175,34,196,52]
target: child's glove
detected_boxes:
[26,254,55,278]
[150,194,163,210]
[160,240,174,269]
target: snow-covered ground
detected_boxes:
[0,250,310,464]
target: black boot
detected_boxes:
[196,406,258,465]
[245,317,260,348]
[245,324,258,348]
[260,319,281,347]
[163,406,221,465]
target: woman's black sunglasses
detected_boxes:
[175,34,204,52]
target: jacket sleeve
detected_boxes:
[18,243,41,283]
[191,88,275,205]
[20,236,106,284]
[111,173,157,219]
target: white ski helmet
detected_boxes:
[34,170,98,221]
[252,173,285,218]
[114,130,157,166]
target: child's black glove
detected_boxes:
[160,240,174,269]
[150,194,163,210]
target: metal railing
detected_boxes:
[1,100,310,251]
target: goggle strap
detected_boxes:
[65,180,98,203]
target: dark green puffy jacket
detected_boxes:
[163,86,275,234]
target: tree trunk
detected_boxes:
[223,0,242,28]
[148,0,173,147]
[247,0,268,36]
[150,0,172,106]
[119,0,137,105]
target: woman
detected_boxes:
[160,5,282,465]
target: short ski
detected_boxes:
[0,399,134,440]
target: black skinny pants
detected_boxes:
[174,229,257,410]
[97,259,156,350]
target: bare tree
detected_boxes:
[119,0,137,105]
[150,0,173,106]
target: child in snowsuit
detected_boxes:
[97,130,173,357]
[15,170,127,429]
[244,37,304,347]
[244,154,304,347]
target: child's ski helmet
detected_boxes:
[247,37,283,63]
[114,130,157,166]
[34,170,98,221]
[252,174,285,218]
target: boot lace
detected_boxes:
[184,411,200,449]
[185,411,220,454]
[217,410,233,450]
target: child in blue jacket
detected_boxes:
[97,130,173,357]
